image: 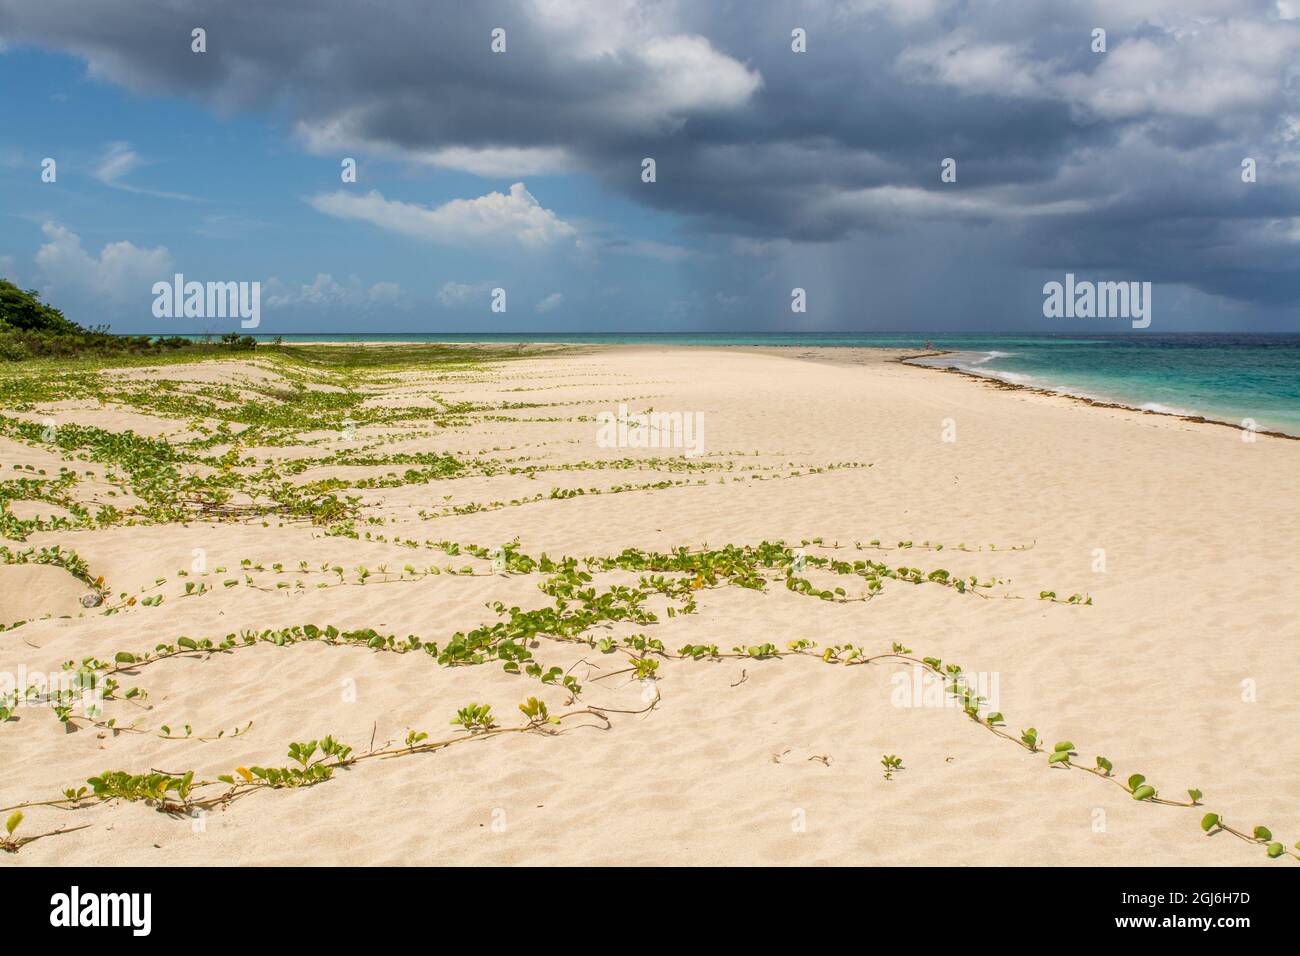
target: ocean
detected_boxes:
[238,332,1300,436]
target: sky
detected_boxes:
[1,0,1299,335]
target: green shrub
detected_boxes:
[0,279,81,335]
[0,278,256,360]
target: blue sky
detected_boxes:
[0,46,699,333]
[2,0,1299,335]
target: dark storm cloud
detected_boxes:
[2,0,1299,311]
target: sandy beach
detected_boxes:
[1,343,1297,866]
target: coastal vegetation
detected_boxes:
[0,342,1290,864]
[0,279,257,361]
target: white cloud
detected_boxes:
[535,292,564,313]
[34,222,171,306]
[818,185,1093,224]
[899,19,1300,123]
[527,0,652,57]
[309,183,576,248]
[94,141,142,184]
[264,273,403,308]
[527,1,762,125]
[296,117,578,176]
[420,145,575,177]
[632,35,763,120]
[93,141,202,201]
[1059,23,1298,121]
[265,273,352,308]
[897,33,1049,98]
[288,2,761,170]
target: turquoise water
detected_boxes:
[899,334,1300,436]
[239,332,1300,435]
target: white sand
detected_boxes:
[1,346,1297,865]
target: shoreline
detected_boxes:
[515,340,1300,443]
[232,339,1300,442]
[890,350,1300,442]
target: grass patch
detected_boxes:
[270,341,566,371]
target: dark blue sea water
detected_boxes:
[243,332,1300,435]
